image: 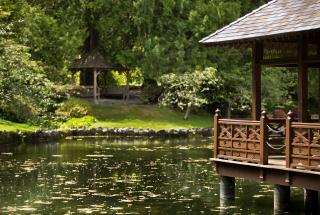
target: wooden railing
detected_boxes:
[214,110,320,171]
[286,112,320,171]
[213,110,268,164]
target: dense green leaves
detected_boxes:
[1,0,314,123]
[160,67,222,111]
[0,40,58,123]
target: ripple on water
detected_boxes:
[0,139,303,214]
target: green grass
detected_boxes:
[0,118,38,132]
[89,104,212,130]
[0,101,213,131]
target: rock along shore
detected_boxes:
[0,127,213,145]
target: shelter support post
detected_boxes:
[298,38,308,122]
[123,70,129,105]
[304,189,318,215]
[93,69,98,104]
[252,41,263,120]
[274,184,290,214]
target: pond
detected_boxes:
[0,138,304,214]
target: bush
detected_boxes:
[60,116,97,129]
[0,40,59,124]
[159,67,222,111]
[140,78,163,104]
[55,98,91,119]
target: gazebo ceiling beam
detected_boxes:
[260,55,320,67]
[261,57,297,67]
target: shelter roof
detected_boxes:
[70,49,112,70]
[200,0,320,46]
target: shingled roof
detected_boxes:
[70,49,112,70]
[200,0,320,46]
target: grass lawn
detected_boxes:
[88,104,213,130]
[0,118,38,132]
[0,102,213,131]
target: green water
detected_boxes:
[0,138,304,214]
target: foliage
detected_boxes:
[308,69,320,113]
[3,0,86,83]
[0,40,58,124]
[1,0,310,122]
[55,97,91,119]
[100,71,127,87]
[128,68,144,86]
[60,116,96,129]
[140,79,163,104]
[159,67,222,111]
[262,67,297,113]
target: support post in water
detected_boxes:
[220,175,235,207]
[274,184,290,214]
[304,189,318,215]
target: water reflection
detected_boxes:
[0,138,304,214]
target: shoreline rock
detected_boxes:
[0,127,213,145]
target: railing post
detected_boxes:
[260,111,268,165]
[214,109,221,159]
[285,111,293,168]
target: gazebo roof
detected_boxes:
[70,49,112,70]
[200,0,320,46]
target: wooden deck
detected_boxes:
[268,156,286,166]
[213,111,320,191]
[213,157,320,191]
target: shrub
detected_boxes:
[60,116,97,129]
[0,40,59,124]
[55,98,91,119]
[159,67,222,111]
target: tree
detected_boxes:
[159,67,222,115]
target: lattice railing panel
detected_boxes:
[289,124,320,171]
[217,121,261,163]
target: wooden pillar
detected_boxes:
[304,189,318,215]
[298,37,308,122]
[317,44,320,119]
[252,41,263,120]
[260,111,268,165]
[318,69,320,120]
[220,176,235,200]
[285,111,293,168]
[219,176,235,214]
[123,70,130,105]
[274,184,290,214]
[93,68,98,104]
[213,109,221,158]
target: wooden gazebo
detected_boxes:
[70,49,113,104]
[201,0,320,213]
[201,0,320,122]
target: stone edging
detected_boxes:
[0,128,213,145]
